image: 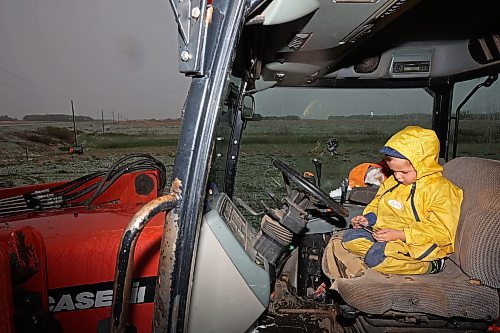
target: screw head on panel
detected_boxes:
[180,51,192,62]
[191,7,201,19]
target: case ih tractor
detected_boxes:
[1,0,499,332]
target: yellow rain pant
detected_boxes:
[342,229,431,275]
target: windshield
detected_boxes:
[232,81,499,217]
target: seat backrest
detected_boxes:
[442,157,500,288]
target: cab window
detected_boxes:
[234,87,434,220]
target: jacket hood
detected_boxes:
[382,126,442,179]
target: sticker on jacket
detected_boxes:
[388,199,404,210]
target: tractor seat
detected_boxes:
[322,157,500,321]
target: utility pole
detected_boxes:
[102,110,105,133]
[112,111,115,125]
[71,100,78,146]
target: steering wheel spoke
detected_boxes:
[272,158,349,217]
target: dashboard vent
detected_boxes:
[340,0,410,45]
[219,195,257,251]
[346,23,374,43]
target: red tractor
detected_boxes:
[1,1,499,332]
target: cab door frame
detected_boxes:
[153,1,249,332]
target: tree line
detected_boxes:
[1,114,95,121]
[23,114,94,121]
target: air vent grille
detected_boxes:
[220,195,257,251]
[339,0,410,45]
[287,32,313,50]
[469,34,500,65]
[378,0,408,19]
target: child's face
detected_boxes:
[386,158,416,185]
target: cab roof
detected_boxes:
[237,0,500,88]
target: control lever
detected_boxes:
[267,191,282,207]
[340,178,349,205]
[260,200,282,221]
[312,158,322,188]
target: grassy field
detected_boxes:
[231,117,498,220]
[230,118,423,217]
[0,118,498,205]
[0,120,180,187]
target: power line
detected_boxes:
[0,80,67,107]
[0,65,103,116]
[0,65,70,102]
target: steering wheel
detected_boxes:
[272,158,349,217]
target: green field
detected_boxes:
[230,117,499,220]
[0,120,180,187]
[0,118,498,206]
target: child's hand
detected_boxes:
[351,215,368,229]
[373,228,406,242]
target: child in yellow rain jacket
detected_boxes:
[342,126,463,275]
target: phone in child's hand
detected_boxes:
[361,225,374,234]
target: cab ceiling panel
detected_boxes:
[259,0,394,51]
[325,0,500,83]
[325,40,499,80]
[246,0,420,86]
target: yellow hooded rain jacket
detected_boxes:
[344,126,463,274]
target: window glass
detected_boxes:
[234,87,434,216]
[210,105,232,190]
[208,80,240,193]
[451,77,500,160]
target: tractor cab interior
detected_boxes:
[207,0,500,331]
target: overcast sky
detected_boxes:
[1,1,499,120]
[0,0,190,120]
[254,79,500,119]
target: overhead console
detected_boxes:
[318,39,500,86]
[244,0,418,86]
